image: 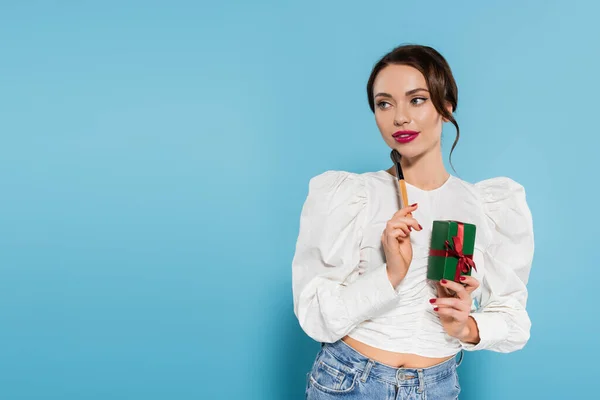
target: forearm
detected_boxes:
[458,316,481,345]
[386,266,407,289]
[295,264,401,342]
[458,308,531,352]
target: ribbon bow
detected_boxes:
[444,234,477,283]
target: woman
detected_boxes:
[291,44,534,399]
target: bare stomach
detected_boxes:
[342,335,454,368]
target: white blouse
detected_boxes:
[291,169,534,358]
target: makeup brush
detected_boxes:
[390,149,411,217]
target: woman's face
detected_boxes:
[372,64,451,159]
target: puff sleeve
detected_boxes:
[292,171,400,343]
[459,177,535,352]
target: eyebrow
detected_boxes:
[374,88,429,98]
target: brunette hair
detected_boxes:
[366,44,460,172]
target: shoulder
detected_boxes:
[466,176,534,282]
[307,170,364,192]
[303,170,368,214]
[454,175,533,253]
[473,176,528,202]
[451,174,532,231]
[472,177,531,228]
[450,175,529,209]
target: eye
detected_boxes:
[411,97,427,105]
[376,101,391,110]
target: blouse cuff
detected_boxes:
[459,312,509,351]
[338,263,400,324]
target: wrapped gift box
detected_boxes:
[427,220,477,282]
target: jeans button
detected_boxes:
[398,372,405,380]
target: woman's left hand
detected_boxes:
[431,276,480,341]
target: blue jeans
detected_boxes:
[305,340,463,400]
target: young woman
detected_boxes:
[291,44,534,399]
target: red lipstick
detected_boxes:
[392,130,419,143]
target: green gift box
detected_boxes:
[427,220,477,282]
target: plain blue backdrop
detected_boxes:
[1,1,597,399]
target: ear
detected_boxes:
[441,102,454,123]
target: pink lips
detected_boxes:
[392,130,419,143]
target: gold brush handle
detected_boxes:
[398,179,412,217]
[391,150,411,216]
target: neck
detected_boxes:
[387,149,450,191]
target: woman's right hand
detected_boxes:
[380,203,422,288]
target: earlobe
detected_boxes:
[442,106,453,123]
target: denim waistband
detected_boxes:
[321,340,460,387]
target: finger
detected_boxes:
[430,297,470,312]
[392,227,411,238]
[440,279,470,302]
[386,220,412,235]
[457,275,480,294]
[392,203,418,218]
[434,307,464,320]
[382,230,407,243]
[435,282,455,298]
[385,227,410,239]
[388,220,420,234]
[390,213,419,224]
[435,282,444,297]
[382,227,405,242]
[389,218,422,232]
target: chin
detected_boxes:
[391,146,424,159]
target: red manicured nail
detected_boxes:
[460,276,466,281]
[429,299,436,304]
[409,227,412,231]
[418,224,423,230]
[410,203,418,207]
[441,279,447,284]
[434,307,439,312]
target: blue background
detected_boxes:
[1,1,597,399]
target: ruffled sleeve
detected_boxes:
[460,177,535,352]
[292,170,400,343]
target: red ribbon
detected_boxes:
[429,221,477,282]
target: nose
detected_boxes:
[393,107,410,126]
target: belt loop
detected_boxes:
[456,349,464,367]
[416,369,424,393]
[360,359,374,383]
